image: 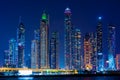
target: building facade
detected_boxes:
[9,39,17,67]
[108,25,116,70]
[17,22,25,68]
[31,40,39,69]
[64,7,74,70]
[73,29,82,70]
[96,17,104,71]
[40,11,49,69]
[50,32,59,69]
[84,33,92,71]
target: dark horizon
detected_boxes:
[0,0,120,68]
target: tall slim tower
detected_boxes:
[96,17,104,71]
[50,32,59,69]
[17,22,25,68]
[64,7,74,69]
[40,11,49,69]
[108,25,116,70]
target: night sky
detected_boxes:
[0,0,120,68]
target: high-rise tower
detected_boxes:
[50,32,59,69]
[40,11,49,69]
[73,29,82,70]
[96,17,104,71]
[108,25,116,70]
[9,38,17,67]
[17,22,25,68]
[31,29,40,69]
[64,7,74,70]
[84,33,92,71]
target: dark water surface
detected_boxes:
[0,76,120,80]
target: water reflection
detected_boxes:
[0,76,120,80]
[18,77,33,80]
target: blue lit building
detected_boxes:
[17,22,25,68]
[4,50,10,67]
[9,38,17,67]
[108,25,116,70]
[96,17,104,71]
[50,32,59,69]
[64,7,74,70]
[40,11,49,69]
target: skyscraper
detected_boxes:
[96,17,104,71]
[9,38,17,67]
[108,25,116,70]
[31,40,39,69]
[17,22,25,68]
[84,33,92,71]
[40,11,49,69]
[90,33,97,71]
[4,50,10,67]
[31,29,40,69]
[50,32,59,69]
[64,7,74,70]
[73,29,82,70]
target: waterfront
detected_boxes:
[0,76,120,80]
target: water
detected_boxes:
[0,76,120,80]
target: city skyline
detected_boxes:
[0,0,120,69]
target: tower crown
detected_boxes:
[64,7,71,14]
[42,11,47,20]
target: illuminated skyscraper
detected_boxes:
[4,50,10,67]
[64,7,74,69]
[96,17,104,71]
[40,11,49,69]
[31,29,40,69]
[31,40,39,69]
[50,32,59,69]
[73,29,82,70]
[108,25,116,70]
[90,33,97,71]
[84,33,92,71]
[9,39,17,67]
[116,54,120,70]
[17,22,25,68]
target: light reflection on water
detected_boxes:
[18,77,33,80]
[0,76,120,80]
